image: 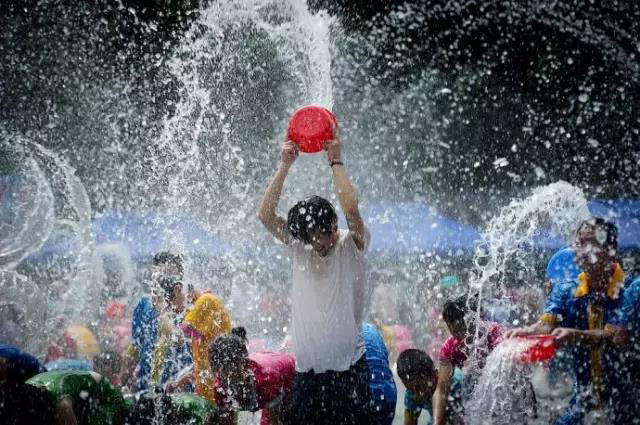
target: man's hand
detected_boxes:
[551,327,575,346]
[324,138,342,163]
[504,319,555,339]
[281,139,299,167]
[504,328,533,339]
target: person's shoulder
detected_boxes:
[134,297,153,312]
[623,277,640,303]
[550,279,579,301]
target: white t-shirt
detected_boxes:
[287,228,370,373]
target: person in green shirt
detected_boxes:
[397,349,464,425]
[27,370,130,425]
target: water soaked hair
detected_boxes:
[209,327,248,370]
[0,382,56,425]
[287,196,338,244]
[93,350,122,377]
[577,218,618,251]
[442,294,479,324]
[153,251,184,276]
[153,251,184,302]
[397,349,435,382]
[126,387,185,425]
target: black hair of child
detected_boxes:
[442,293,480,324]
[397,349,435,382]
[209,327,249,370]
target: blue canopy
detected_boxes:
[93,211,230,260]
[533,200,640,251]
[340,203,481,256]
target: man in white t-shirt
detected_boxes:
[257,130,373,424]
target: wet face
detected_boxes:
[574,225,613,282]
[152,263,183,283]
[446,318,467,341]
[309,225,338,257]
[172,283,185,309]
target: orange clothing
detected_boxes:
[183,293,231,403]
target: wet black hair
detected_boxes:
[0,382,57,425]
[209,327,248,370]
[93,350,122,376]
[126,387,185,425]
[153,251,184,302]
[577,218,618,252]
[397,349,435,383]
[442,294,479,324]
[153,251,184,276]
[287,196,338,244]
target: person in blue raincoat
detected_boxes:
[544,248,580,388]
[131,252,192,391]
[619,276,640,419]
[507,218,632,425]
[362,323,397,425]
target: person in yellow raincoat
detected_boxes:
[173,292,232,403]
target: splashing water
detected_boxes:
[461,181,591,424]
[465,338,538,425]
[1,0,336,359]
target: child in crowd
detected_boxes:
[210,327,296,425]
[93,350,124,388]
[173,292,231,401]
[131,251,192,391]
[397,348,464,425]
[432,295,503,425]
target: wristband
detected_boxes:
[330,161,344,167]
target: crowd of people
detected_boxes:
[2,130,640,425]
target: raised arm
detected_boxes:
[432,364,453,425]
[257,139,298,244]
[324,132,367,251]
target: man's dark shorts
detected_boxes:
[292,355,373,425]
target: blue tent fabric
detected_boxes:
[339,203,481,256]
[93,211,230,260]
[23,211,230,261]
[533,201,640,252]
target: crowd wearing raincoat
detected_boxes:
[131,297,192,391]
[181,292,232,403]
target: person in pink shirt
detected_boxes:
[432,295,504,425]
[210,327,295,425]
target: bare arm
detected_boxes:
[504,320,555,339]
[552,326,626,348]
[324,135,367,251]
[257,140,298,244]
[432,364,454,425]
[55,396,78,425]
[403,412,419,425]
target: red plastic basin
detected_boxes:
[519,335,556,363]
[287,105,337,153]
